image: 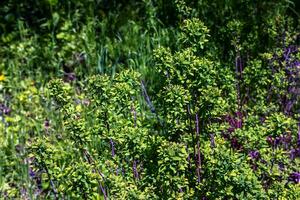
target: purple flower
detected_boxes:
[297,126,300,148]
[44,119,50,129]
[231,137,243,150]
[133,160,139,180]
[110,138,115,157]
[29,168,35,178]
[21,187,27,198]
[122,167,125,176]
[75,99,81,104]
[266,136,274,145]
[222,132,230,140]
[15,144,22,153]
[251,163,258,171]
[274,136,282,147]
[179,187,183,193]
[260,116,266,123]
[249,150,260,160]
[34,188,42,198]
[294,60,300,67]
[0,104,11,115]
[236,111,243,118]
[75,99,90,106]
[236,120,242,129]
[64,72,76,82]
[224,112,243,133]
[284,101,294,114]
[290,148,300,160]
[288,172,300,184]
[3,107,11,115]
[278,162,285,171]
[228,127,235,133]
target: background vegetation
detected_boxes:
[0,0,299,199]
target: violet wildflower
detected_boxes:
[110,138,115,157]
[133,160,139,180]
[236,111,243,118]
[251,164,258,171]
[297,125,300,148]
[122,167,125,176]
[290,148,300,160]
[278,162,285,172]
[294,60,300,67]
[44,119,50,134]
[75,99,90,106]
[3,107,11,115]
[64,72,76,82]
[228,127,235,133]
[75,99,81,104]
[44,119,50,129]
[266,136,274,145]
[34,188,42,198]
[29,168,35,178]
[15,144,22,153]
[236,119,242,129]
[0,104,11,115]
[21,188,27,198]
[274,136,282,147]
[282,134,291,149]
[222,132,230,140]
[231,137,243,150]
[288,172,300,184]
[224,113,243,133]
[179,187,183,193]
[284,101,293,114]
[260,159,268,165]
[260,116,266,123]
[249,150,260,160]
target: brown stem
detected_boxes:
[195,113,201,183]
[83,149,107,200]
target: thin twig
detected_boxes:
[83,149,107,200]
[195,113,201,183]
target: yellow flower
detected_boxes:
[0,74,5,81]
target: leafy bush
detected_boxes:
[0,0,299,199]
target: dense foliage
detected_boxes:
[0,0,299,199]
